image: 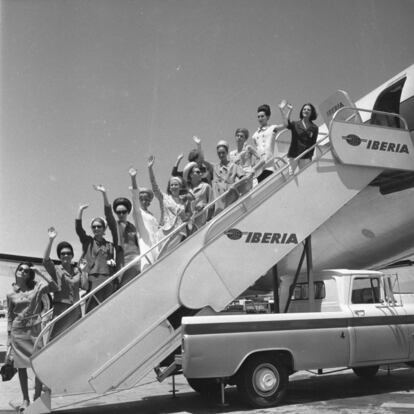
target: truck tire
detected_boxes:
[405,361,414,368]
[237,355,288,408]
[352,365,379,378]
[187,378,221,396]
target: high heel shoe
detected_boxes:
[18,399,30,412]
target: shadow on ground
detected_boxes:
[56,367,414,414]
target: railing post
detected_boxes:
[272,264,279,313]
[305,236,315,309]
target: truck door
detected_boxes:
[348,276,409,365]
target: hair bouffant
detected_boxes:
[56,241,74,258]
[257,104,271,118]
[112,197,132,214]
[299,103,318,122]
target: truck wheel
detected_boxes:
[405,361,414,368]
[352,365,379,378]
[237,355,288,408]
[187,378,221,396]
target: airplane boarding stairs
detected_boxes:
[30,109,413,400]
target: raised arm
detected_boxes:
[148,155,163,202]
[43,227,58,282]
[93,184,118,246]
[172,153,184,177]
[147,157,165,225]
[129,168,152,255]
[129,167,138,190]
[193,136,205,161]
[93,184,110,207]
[279,99,293,128]
[44,226,56,260]
[75,204,89,244]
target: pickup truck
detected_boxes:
[180,269,414,408]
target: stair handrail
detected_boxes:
[32,218,190,352]
[200,131,332,244]
[330,107,409,133]
[187,127,311,226]
[33,128,333,354]
[32,173,265,352]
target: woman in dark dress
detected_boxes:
[43,227,88,338]
[75,205,116,311]
[280,102,319,173]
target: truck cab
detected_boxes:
[181,269,414,408]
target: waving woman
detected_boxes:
[43,227,88,338]
[75,205,116,311]
[148,155,192,254]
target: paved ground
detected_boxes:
[1,320,414,414]
[1,363,413,413]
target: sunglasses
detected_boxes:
[60,251,73,256]
[116,210,128,215]
[18,267,30,273]
[92,225,103,229]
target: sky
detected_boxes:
[1,0,414,266]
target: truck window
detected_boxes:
[314,281,326,299]
[291,282,326,301]
[351,277,381,304]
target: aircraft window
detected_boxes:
[351,277,381,304]
[371,78,406,129]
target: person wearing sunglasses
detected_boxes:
[6,263,52,410]
[75,205,116,311]
[171,136,214,185]
[43,227,88,338]
[94,185,141,287]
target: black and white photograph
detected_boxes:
[1,1,414,413]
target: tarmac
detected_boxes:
[1,320,414,414]
[1,361,414,414]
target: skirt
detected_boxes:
[10,322,42,369]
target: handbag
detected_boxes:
[1,347,17,381]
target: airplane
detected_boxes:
[250,63,414,291]
[28,63,414,413]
